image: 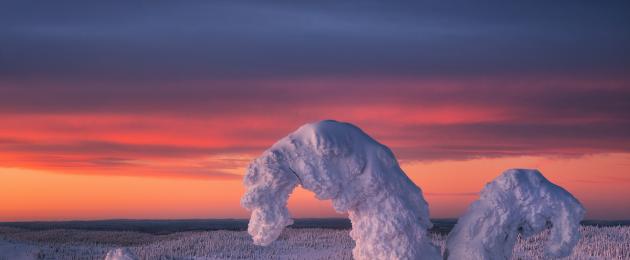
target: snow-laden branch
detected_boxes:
[241,120,441,260]
[445,169,585,260]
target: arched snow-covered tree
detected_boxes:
[241,120,441,260]
[445,169,585,260]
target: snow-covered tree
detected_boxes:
[105,247,138,260]
[241,120,441,260]
[445,169,585,260]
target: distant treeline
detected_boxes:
[0,219,626,235]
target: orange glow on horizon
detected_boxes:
[2,153,629,221]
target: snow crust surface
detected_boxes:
[104,247,138,260]
[241,120,441,260]
[445,169,585,260]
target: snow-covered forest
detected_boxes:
[1,225,629,259]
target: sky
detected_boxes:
[1,1,629,221]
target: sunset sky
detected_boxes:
[1,1,630,221]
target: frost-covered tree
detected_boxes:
[241,120,441,260]
[445,169,585,260]
[105,247,138,260]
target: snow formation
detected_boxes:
[104,247,138,260]
[445,169,585,260]
[241,120,441,260]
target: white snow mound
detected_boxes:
[445,169,585,260]
[241,120,441,260]
[104,247,138,260]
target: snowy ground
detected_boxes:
[0,226,629,259]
